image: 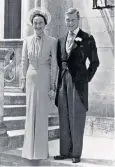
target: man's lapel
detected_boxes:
[76,28,83,38]
[62,33,68,59]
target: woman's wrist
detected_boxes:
[51,81,56,91]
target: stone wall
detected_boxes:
[99,0,114,45]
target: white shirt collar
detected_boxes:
[69,27,80,36]
[73,27,80,35]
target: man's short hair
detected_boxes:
[65,8,80,19]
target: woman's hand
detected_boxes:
[48,89,56,104]
[20,78,26,92]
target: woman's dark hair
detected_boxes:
[32,14,47,25]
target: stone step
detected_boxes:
[4,114,59,130]
[4,92,26,105]
[2,116,114,150]
[3,101,114,138]
[4,91,114,117]
[4,116,25,131]
[4,105,59,126]
[4,87,22,93]
[4,105,26,117]
[3,115,114,138]
[0,137,114,166]
[6,126,59,149]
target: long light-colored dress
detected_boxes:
[21,33,57,160]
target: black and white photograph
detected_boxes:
[0,0,114,166]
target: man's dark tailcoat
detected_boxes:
[55,29,100,110]
[55,29,100,158]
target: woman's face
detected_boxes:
[32,15,46,35]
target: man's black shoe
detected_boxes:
[72,157,81,163]
[54,155,68,160]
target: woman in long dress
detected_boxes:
[20,8,58,160]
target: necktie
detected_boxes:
[69,31,74,36]
[68,31,75,45]
[66,31,75,54]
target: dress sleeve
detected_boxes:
[51,38,58,90]
[21,39,29,79]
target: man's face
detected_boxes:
[65,13,79,31]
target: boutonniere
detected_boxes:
[74,37,82,48]
[74,37,82,43]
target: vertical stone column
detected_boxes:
[60,0,73,36]
[41,0,73,38]
[0,0,5,39]
[21,0,35,38]
[0,49,9,151]
[34,0,41,7]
